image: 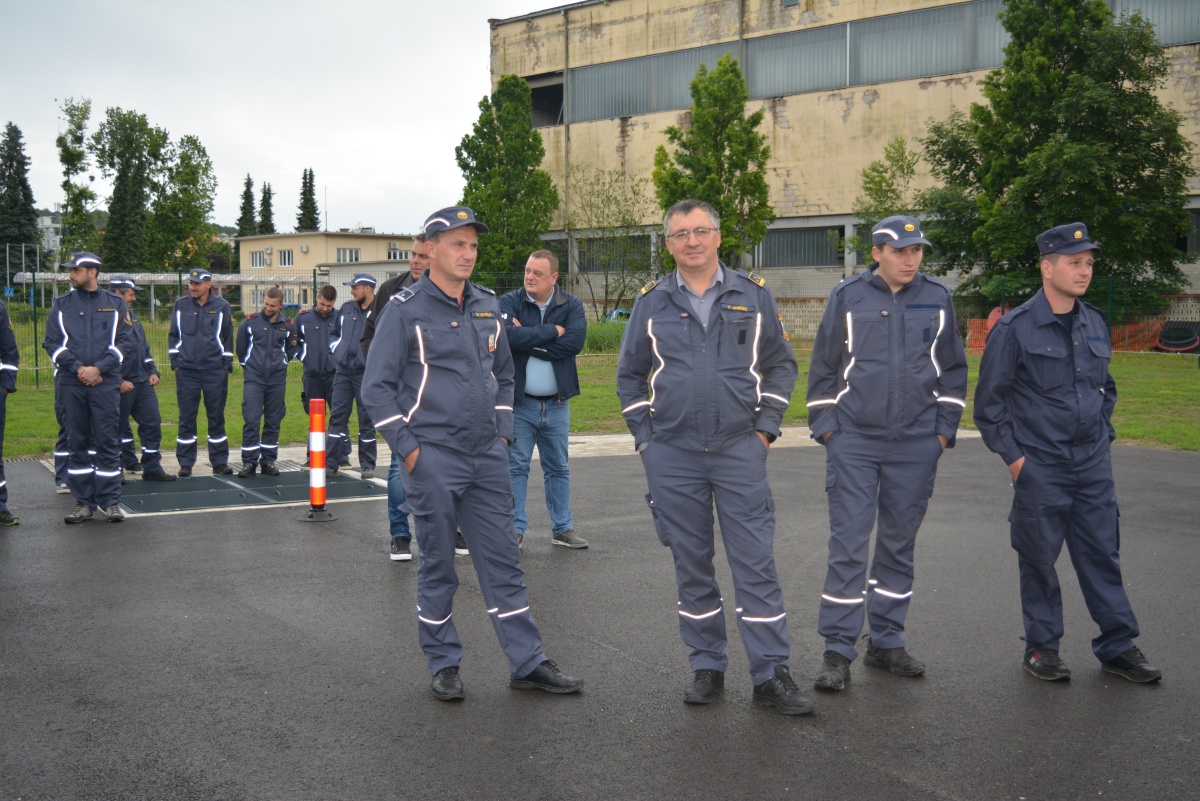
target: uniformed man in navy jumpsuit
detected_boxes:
[107,276,175,483]
[168,268,235,477]
[293,284,339,466]
[806,216,967,691]
[362,205,583,702]
[43,252,136,523]
[974,222,1162,684]
[328,274,378,477]
[617,199,812,715]
[0,299,20,525]
[236,286,295,476]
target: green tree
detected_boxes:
[296,167,320,231]
[837,137,923,262]
[455,74,560,283]
[921,0,1194,320]
[91,107,169,273]
[236,175,256,235]
[568,166,661,319]
[148,134,217,273]
[258,182,275,235]
[652,52,774,268]
[0,122,40,256]
[55,98,101,256]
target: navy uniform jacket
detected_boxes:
[974,289,1116,467]
[0,302,18,393]
[616,266,798,452]
[806,265,967,443]
[361,278,515,460]
[119,307,159,384]
[168,294,234,372]
[294,306,340,375]
[361,272,418,359]
[236,312,296,380]
[43,288,136,386]
[330,299,371,374]
[498,285,586,402]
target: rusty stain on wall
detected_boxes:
[918,76,975,91]
[764,97,791,129]
[616,117,635,172]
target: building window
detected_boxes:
[278,249,294,267]
[387,244,409,261]
[283,288,295,305]
[336,248,360,263]
[756,228,841,268]
[251,251,266,268]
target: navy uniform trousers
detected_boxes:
[61,381,122,509]
[640,434,790,686]
[54,386,69,486]
[0,389,8,512]
[119,381,164,470]
[328,370,377,470]
[302,371,335,414]
[241,377,287,466]
[818,431,944,661]
[175,367,229,468]
[1010,450,1138,662]
[400,439,545,679]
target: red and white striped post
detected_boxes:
[299,397,337,522]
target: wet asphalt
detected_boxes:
[1,438,1197,801]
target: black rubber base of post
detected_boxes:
[299,508,338,523]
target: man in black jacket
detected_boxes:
[498,250,587,549]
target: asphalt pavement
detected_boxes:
[2,436,1197,801]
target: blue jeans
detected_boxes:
[509,396,573,535]
[388,451,412,539]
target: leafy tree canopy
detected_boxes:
[0,122,40,253]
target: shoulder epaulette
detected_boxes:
[394,288,416,303]
[745,271,766,287]
[476,284,496,296]
[247,313,257,320]
[297,308,310,315]
[639,278,661,296]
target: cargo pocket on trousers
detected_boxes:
[646,492,671,547]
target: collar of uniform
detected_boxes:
[1027,288,1092,329]
[865,262,924,293]
[669,263,726,297]
[419,274,472,307]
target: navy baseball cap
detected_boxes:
[423,206,489,237]
[188,268,213,283]
[1037,223,1102,257]
[64,252,102,270]
[344,273,377,288]
[109,275,142,291]
[872,216,932,250]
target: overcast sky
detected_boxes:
[0,0,548,236]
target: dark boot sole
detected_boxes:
[1023,662,1071,681]
[752,696,815,715]
[864,654,925,677]
[509,680,584,694]
[683,687,723,704]
[1100,665,1161,683]
[813,672,849,691]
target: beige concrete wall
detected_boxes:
[236,233,414,276]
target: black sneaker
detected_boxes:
[455,532,469,555]
[142,469,176,482]
[103,504,125,523]
[64,502,93,524]
[683,669,724,704]
[431,666,464,701]
[237,462,257,478]
[390,537,412,562]
[1023,647,1071,681]
[212,464,234,476]
[551,529,588,549]
[864,639,926,677]
[1101,646,1162,684]
[177,466,192,478]
[814,650,852,691]
[260,463,280,476]
[0,511,19,526]
[510,659,584,694]
[752,665,815,715]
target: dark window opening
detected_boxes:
[527,72,565,128]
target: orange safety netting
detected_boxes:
[967,317,1165,351]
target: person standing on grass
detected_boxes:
[293,284,340,467]
[0,298,20,525]
[235,286,295,477]
[499,249,588,550]
[327,274,377,478]
[974,222,1161,685]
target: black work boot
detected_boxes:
[752,665,815,715]
[237,462,257,478]
[683,669,725,704]
[814,650,852,691]
[864,639,926,677]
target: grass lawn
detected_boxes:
[6,348,1198,459]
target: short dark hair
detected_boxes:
[318,284,337,301]
[413,232,426,244]
[664,199,720,233]
[529,249,559,274]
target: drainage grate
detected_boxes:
[119,471,387,515]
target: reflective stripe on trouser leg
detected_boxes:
[241,378,265,462]
[54,387,69,484]
[174,368,201,468]
[119,387,139,468]
[326,371,355,466]
[259,378,286,465]
[350,371,377,471]
[126,381,163,469]
[63,381,122,508]
[200,369,229,467]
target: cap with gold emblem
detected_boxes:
[422,205,490,237]
[872,215,932,250]
[1037,222,1102,257]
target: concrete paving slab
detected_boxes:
[1,438,1195,801]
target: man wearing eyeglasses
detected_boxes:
[806,216,967,692]
[617,199,811,715]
